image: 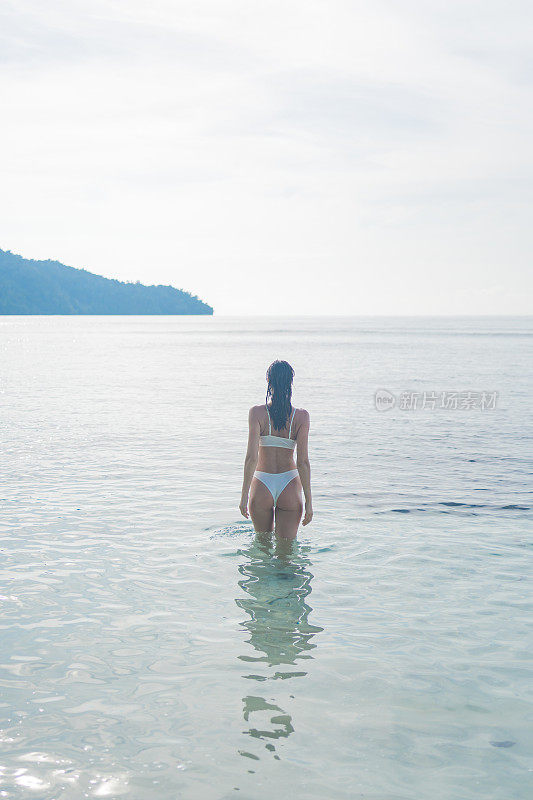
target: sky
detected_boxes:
[1,0,532,315]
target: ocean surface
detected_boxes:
[0,315,532,800]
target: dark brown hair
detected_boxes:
[266,360,294,431]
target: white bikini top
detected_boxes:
[260,405,296,449]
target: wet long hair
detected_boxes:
[265,360,295,431]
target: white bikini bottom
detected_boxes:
[253,469,299,505]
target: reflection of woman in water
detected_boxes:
[240,360,313,539]
[236,533,322,760]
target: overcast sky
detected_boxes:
[1,0,532,314]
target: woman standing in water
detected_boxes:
[239,360,312,539]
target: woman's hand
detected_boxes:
[302,502,313,526]
[239,495,249,519]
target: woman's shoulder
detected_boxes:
[294,407,310,424]
[248,404,268,419]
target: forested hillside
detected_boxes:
[0,249,213,315]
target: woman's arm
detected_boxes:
[296,410,313,525]
[240,406,260,518]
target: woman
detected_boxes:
[239,360,312,539]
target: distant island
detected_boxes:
[0,248,213,315]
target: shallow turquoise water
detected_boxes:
[0,316,531,799]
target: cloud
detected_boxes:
[0,0,531,313]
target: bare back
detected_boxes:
[256,405,303,473]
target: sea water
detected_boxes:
[0,315,531,800]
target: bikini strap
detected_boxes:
[266,404,271,435]
[288,407,296,439]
